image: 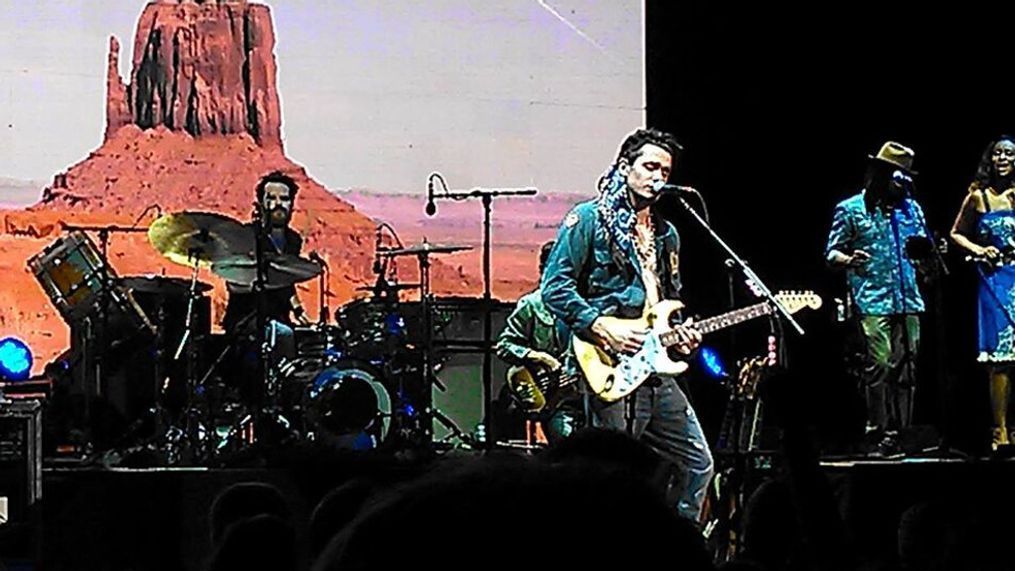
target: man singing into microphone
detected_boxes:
[541,128,713,523]
[825,142,931,456]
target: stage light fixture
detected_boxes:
[0,337,32,381]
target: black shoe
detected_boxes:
[875,434,902,459]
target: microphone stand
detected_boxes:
[674,196,805,336]
[428,175,538,448]
[892,192,950,452]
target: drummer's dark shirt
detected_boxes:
[221,224,303,333]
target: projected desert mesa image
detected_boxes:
[0,1,644,373]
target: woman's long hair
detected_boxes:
[972,135,1015,191]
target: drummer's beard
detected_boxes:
[269,206,291,228]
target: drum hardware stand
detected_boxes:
[415,245,438,443]
[431,407,475,448]
[376,230,485,449]
[226,201,298,453]
[424,172,538,448]
[163,247,216,463]
[62,223,152,456]
[371,222,407,302]
[309,251,330,325]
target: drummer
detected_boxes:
[221,171,311,405]
[221,170,312,333]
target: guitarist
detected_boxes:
[541,128,713,523]
[495,241,581,442]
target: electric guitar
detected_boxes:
[573,291,821,402]
[506,362,579,414]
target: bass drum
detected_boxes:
[304,359,392,450]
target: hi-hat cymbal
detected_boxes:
[378,242,472,257]
[213,253,322,291]
[148,212,252,268]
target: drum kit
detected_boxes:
[28,210,478,464]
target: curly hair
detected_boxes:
[971,135,1015,191]
[256,170,300,203]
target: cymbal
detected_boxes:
[213,253,322,291]
[148,212,252,268]
[378,242,472,257]
[119,275,213,295]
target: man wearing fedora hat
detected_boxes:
[825,141,932,456]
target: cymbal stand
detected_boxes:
[247,203,294,449]
[165,247,213,464]
[416,246,437,443]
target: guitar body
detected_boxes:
[506,364,547,412]
[506,363,580,413]
[574,300,689,403]
[574,292,821,403]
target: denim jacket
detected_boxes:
[541,200,682,339]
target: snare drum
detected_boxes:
[28,231,109,321]
[29,231,152,332]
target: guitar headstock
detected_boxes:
[772,290,822,314]
[735,355,771,399]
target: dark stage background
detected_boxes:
[645,0,1015,455]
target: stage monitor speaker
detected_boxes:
[430,298,518,443]
[0,400,42,525]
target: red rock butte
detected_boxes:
[0,0,475,372]
[106,0,282,149]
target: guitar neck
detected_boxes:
[659,301,773,348]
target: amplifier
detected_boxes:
[0,400,42,525]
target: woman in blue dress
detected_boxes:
[951,135,1015,449]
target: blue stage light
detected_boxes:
[0,337,32,381]
[698,346,726,379]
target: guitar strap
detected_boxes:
[658,222,681,302]
[608,235,634,283]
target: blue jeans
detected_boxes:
[590,376,714,522]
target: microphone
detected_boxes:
[654,182,698,193]
[425,176,437,216]
[658,182,711,223]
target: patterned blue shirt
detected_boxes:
[825,191,927,315]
